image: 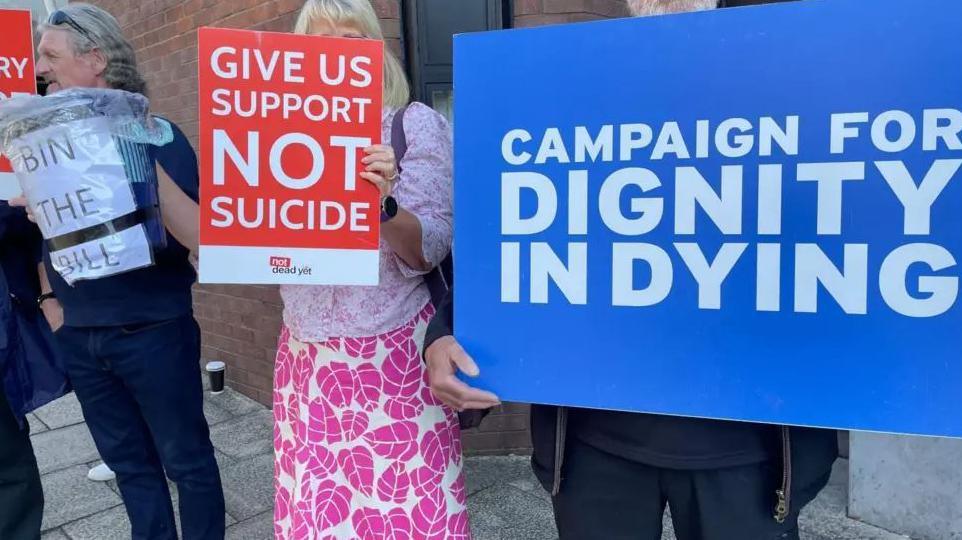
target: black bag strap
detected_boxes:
[390,104,410,172]
[45,205,159,252]
[389,103,451,308]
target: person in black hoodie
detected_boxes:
[424,6,837,538]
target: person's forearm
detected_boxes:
[158,168,199,255]
[382,208,431,271]
[38,262,64,331]
[38,262,53,295]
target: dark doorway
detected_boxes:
[402,0,511,122]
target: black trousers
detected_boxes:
[0,385,43,540]
[553,438,800,540]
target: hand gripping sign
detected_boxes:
[0,89,172,285]
[198,28,384,285]
[0,9,36,200]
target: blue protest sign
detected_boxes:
[452,0,962,437]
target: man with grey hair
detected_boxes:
[628,0,791,13]
[30,4,223,539]
[628,0,718,14]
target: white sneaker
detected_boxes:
[87,463,116,482]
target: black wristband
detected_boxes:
[37,292,57,308]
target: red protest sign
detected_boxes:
[0,9,36,197]
[198,27,383,285]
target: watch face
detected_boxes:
[384,196,399,217]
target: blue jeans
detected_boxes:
[56,315,224,540]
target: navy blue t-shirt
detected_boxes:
[44,119,199,327]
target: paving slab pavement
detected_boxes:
[32,387,909,539]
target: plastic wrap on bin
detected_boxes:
[0,88,173,285]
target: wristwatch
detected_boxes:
[381,195,399,222]
[37,291,57,308]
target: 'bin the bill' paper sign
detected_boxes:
[198,28,383,284]
[20,117,156,284]
[0,9,35,200]
[453,0,962,437]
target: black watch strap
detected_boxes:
[37,292,57,307]
[380,195,399,222]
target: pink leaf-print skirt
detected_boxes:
[274,304,471,540]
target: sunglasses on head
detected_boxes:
[47,10,95,44]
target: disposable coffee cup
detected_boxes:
[206,361,226,394]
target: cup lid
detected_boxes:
[206,361,226,371]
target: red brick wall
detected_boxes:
[515,0,630,26]
[77,0,630,454]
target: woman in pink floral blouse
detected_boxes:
[272,1,469,538]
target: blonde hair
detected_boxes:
[627,0,717,16]
[294,0,410,109]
